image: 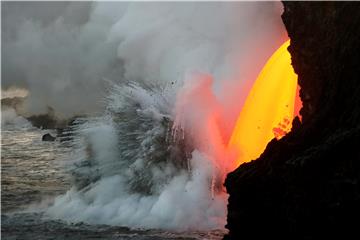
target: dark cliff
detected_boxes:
[225,2,360,239]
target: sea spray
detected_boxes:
[47,82,227,230]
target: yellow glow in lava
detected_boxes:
[228,40,298,167]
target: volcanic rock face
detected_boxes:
[225,2,360,239]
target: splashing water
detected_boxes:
[46,82,227,230]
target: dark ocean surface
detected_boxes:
[1,125,225,240]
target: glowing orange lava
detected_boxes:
[228,40,299,167]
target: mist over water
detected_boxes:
[2,1,287,231]
[2,2,126,117]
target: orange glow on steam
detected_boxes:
[228,40,299,167]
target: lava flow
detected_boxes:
[228,40,300,167]
[175,40,301,182]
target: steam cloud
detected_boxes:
[2,1,285,119]
[2,2,126,117]
[4,2,287,230]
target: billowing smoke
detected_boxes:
[2,2,127,118]
[2,2,285,119]
[4,2,287,230]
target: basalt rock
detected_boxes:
[42,133,56,142]
[224,2,360,239]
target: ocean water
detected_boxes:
[1,122,226,239]
[1,126,70,212]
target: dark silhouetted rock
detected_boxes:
[27,114,58,129]
[225,2,360,239]
[25,107,63,129]
[42,133,56,142]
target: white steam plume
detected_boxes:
[2,2,127,118]
[2,2,285,120]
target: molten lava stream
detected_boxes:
[228,40,300,167]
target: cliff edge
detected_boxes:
[225,2,360,239]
